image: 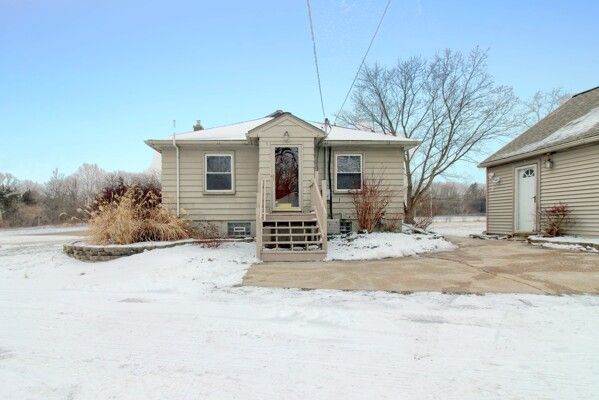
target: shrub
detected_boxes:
[538,202,574,237]
[88,186,191,245]
[413,215,434,231]
[194,222,224,248]
[351,175,393,232]
[90,178,161,213]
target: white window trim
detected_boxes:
[204,153,235,194]
[334,153,363,193]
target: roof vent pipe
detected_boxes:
[324,117,331,136]
[193,120,204,131]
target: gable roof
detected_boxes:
[479,86,599,167]
[247,112,325,139]
[146,111,420,148]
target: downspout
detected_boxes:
[172,132,180,217]
[327,146,333,216]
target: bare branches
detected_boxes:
[351,174,393,232]
[523,87,570,127]
[340,47,520,222]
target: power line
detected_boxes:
[305,0,326,121]
[334,0,392,125]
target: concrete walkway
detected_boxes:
[243,237,599,295]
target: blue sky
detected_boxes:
[1,0,597,183]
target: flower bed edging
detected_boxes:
[63,238,250,262]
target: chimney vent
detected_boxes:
[193,120,204,131]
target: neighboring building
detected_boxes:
[479,86,599,237]
[146,111,419,260]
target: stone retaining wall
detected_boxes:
[63,238,250,262]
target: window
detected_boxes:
[205,154,233,192]
[335,154,362,191]
[227,222,251,238]
[521,168,535,178]
[340,219,353,235]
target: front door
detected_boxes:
[515,165,537,232]
[274,146,300,210]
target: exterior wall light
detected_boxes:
[488,172,501,185]
[283,130,290,142]
[544,159,553,169]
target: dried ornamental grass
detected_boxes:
[88,187,192,245]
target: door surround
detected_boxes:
[272,144,302,212]
[513,164,538,233]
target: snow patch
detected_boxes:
[529,235,599,245]
[502,106,599,158]
[327,232,456,260]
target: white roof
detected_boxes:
[310,121,408,142]
[159,115,411,143]
[172,117,272,141]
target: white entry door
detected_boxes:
[515,165,537,232]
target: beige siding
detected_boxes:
[158,115,407,234]
[317,146,405,220]
[161,144,258,222]
[540,143,599,236]
[486,157,540,235]
[253,116,317,212]
[486,142,599,236]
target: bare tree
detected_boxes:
[72,163,107,206]
[338,47,519,222]
[523,87,570,127]
[0,173,20,223]
[43,169,79,223]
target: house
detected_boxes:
[146,111,419,260]
[479,86,599,237]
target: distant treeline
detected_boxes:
[412,181,486,217]
[0,164,159,227]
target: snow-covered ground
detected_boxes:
[1,226,598,399]
[327,232,455,260]
[430,215,486,237]
[529,235,599,253]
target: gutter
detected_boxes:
[323,139,420,149]
[145,139,250,150]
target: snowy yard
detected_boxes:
[1,226,598,399]
[430,215,486,237]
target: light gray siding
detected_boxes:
[486,142,599,236]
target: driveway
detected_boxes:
[243,237,599,295]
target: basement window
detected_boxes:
[340,219,353,235]
[205,153,234,193]
[227,222,251,238]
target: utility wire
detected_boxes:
[305,0,326,121]
[334,0,392,125]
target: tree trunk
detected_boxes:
[403,195,416,224]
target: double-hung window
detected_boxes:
[335,154,362,191]
[205,153,234,193]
